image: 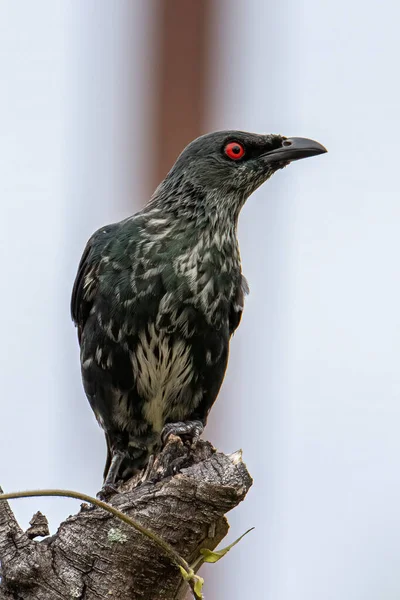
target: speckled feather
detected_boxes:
[71,130,295,481]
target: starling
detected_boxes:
[71,131,326,492]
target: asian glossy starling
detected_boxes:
[71,131,326,492]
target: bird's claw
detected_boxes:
[161,420,204,446]
[96,483,119,502]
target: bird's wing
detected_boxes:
[71,225,117,342]
[229,275,249,335]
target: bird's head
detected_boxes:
[152,130,327,222]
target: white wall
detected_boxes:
[207,2,400,599]
[0,1,70,530]
[0,1,154,531]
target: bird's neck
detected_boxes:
[144,178,242,271]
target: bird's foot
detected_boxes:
[99,448,126,501]
[161,420,204,446]
[96,483,119,502]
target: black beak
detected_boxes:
[263,137,327,164]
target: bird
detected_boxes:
[71,130,326,494]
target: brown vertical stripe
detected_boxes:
[153,0,212,188]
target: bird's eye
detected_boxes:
[224,141,245,160]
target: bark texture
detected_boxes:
[0,437,252,600]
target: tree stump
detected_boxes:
[0,437,252,599]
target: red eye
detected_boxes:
[224,141,245,160]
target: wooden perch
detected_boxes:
[0,437,252,599]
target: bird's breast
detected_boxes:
[131,323,201,432]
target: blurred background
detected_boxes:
[1,1,400,598]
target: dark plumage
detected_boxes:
[71,130,326,492]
